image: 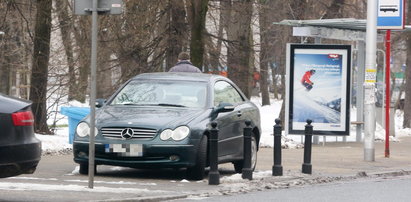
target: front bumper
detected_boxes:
[0,141,42,178]
[73,141,197,168]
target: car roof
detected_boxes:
[131,72,225,83]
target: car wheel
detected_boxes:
[233,136,257,173]
[79,163,97,175]
[186,136,208,180]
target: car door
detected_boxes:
[213,80,246,157]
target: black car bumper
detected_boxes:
[73,142,197,168]
[0,141,42,178]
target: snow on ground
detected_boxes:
[37,97,411,155]
[0,182,166,194]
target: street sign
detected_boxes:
[74,0,123,15]
[377,0,405,29]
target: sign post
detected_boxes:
[73,0,123,189]
[377,0,405,158]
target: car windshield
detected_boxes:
[110,80,208,108]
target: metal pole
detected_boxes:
[88,0,98,189]
[385,30,391,158]
[364,0,377,162]
[377,49,386,130]
[313,37,321,145]
[356,41,366,143]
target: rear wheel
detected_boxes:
[233,136,257,173]
[186,136,208,180]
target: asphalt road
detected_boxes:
[188,175,411,202]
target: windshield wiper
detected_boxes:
[122,103,138,105]
[158,103,186,107]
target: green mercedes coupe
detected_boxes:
[73,72,261,180]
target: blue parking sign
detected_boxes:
[377,0,405,29]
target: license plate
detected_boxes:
[105,144,143,157]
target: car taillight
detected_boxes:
[12,111,34,126]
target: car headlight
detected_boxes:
[160,129,173,140]
[76,122,98,137]
[160,126,190,141]
[172,126,190,141]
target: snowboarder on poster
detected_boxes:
[301,69,316,91]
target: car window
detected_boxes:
[110,80,207,108]
[214,81,244,106]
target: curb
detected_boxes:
[94,169,411,202]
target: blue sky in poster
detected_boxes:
[292,53,343,124]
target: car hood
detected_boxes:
[95,105,207,129]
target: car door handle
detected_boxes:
[237,111,242,117]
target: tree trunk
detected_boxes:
[278,0,307,122]
[73,17,91,102]
[166,0,187,70]
[56,0,76,101]
[97,17,114,99]
[189,0,209,69]
[29,0,52,134]
[404,0,411,128]
[258,1,272,106]
[226,0,253,98]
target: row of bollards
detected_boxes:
[207,118,314,185]
[208,120,254,185]
[272,119,314,176]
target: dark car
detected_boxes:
[0,93,41,178]
[73,72,261,180]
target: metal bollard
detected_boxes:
[242,120,253,180]
[208,121,220,185]
[302,119,313,174]
[272,118,283,176]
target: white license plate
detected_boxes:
[105,144,143,157]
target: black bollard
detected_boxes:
[208,121,220,185]
[302,119,313,174]
[272,118,283,176]
[242,120,253,180]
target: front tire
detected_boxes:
[79,163,96,175]
[186,136,208,180]
[233,136,257,173]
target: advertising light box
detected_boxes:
[285,44,351,136]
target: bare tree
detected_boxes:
[403,0,411,128]
[30,0,52,134]
[0,1,34,98]
[225,0,253,98]
[55,0,76,101]
[166,0,188,69]
[321,0,346,19]
[188,0,209,69]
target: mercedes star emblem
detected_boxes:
[121,128,134,139]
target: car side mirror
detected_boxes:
[95,98,106,108]
[210,102,235,119]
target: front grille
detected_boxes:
[101,127,157,140]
